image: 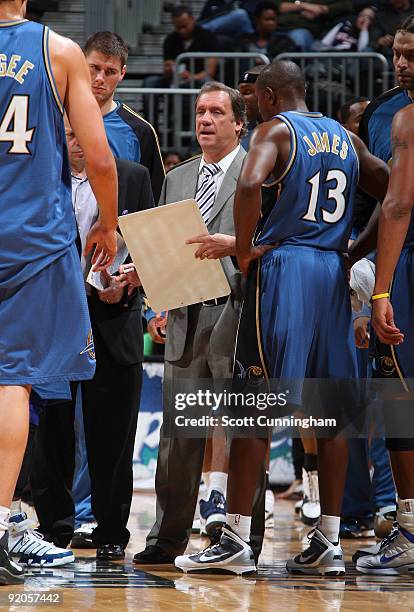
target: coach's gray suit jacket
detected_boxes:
[158,147,246,362]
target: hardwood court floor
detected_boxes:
[6,495,414,611]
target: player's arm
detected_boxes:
[234,122,283,275]
[57,37,118,269]
[348,133,389,264]
[371,107,414,344]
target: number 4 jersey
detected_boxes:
[0,19,76,288]
[255,111,359,252]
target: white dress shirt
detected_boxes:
[71,174,99,287]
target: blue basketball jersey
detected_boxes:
[0,19,76,289]
[255,111,359,252]
[359,87,414,248]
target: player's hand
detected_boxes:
[354,316,370,349]
[186,233,236,259]
[84,220,117,272]
[97,270,128,305]
[372,298,404,345]
[148,313,168,344]
[237,244,276,277]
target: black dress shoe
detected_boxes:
[96,544,125,560]
[133,545,175,565]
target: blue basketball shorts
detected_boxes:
[234,245,358,413]
[0,243,95,386]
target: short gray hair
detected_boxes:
[196,81,247,139]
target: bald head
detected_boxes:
[256,60,307,121]
[257,60,306,97]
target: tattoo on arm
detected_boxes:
[391,136,408,157]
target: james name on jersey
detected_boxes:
[303,131,349,160]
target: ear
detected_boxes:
[235,118,243,137]
[120,65,127,82]
[265,86,276,106]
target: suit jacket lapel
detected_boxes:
[207,148,246,227]
[183,158,200,201]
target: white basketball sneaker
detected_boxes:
[175,525,256,575]
[8,513,74,567]
[356,524,414,575]
[287,528,345,576]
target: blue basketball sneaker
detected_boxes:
[8,513,75,567]
[356,524,414,575]
[199,490,226,537]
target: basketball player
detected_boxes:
[0,0,118,584]
[175,60,389,575]
[356,103,414,575]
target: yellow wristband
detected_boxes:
[371,292,390,301]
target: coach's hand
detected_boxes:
[119,263,142,295]
[186,233,236,259]
[84,220,117,271]
[98,271,127,305]
[148,313,168,344]
[372,298,404,345]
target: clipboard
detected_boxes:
[117,199,231,312]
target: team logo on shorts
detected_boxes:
[80,329,95,360]
[379,355,395,376]
[235,360,263,383]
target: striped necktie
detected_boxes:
[195,163,221,223]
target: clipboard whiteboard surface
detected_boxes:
[118,199,231,312]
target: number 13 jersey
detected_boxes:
[0,19,76,288]
[255,111,359,252]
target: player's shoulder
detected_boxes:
[365,86,407,123]
[117,103,158,139]
[48,29,82,54]
[166,154,202,176]
[250,116,289,144]
[48,28,84,65]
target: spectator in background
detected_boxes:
[370,0,414,60]
[238,66,265,150]
[162,151,184,172]
[144,5,219,90]
[199,0,256,37]
[275,0,354,51]
[243,2,299,58]
[338,95,370,133]
[316,5,376,51]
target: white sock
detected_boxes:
[226,513,251,542]
[318,514,340,544]
[0,505,10,539]
[397,498,414,533]
[10,500,21,517]
[209,471,227,497]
